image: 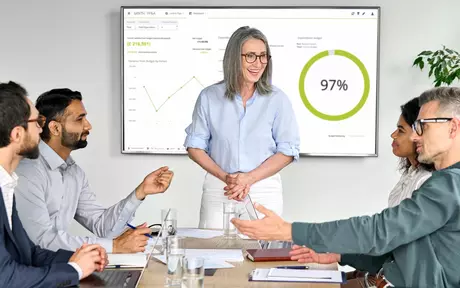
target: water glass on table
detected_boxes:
[161,208,178,236]
[161,208,178,252]
[165,235,185,287]
[181,257,204,288]
[223,202,238,239]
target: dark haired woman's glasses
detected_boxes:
[241,53,271,64]
[27,115,46,128]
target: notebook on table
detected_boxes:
[246,248,293,262]
[249,268,346,284]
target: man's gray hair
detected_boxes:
[419,87,460,117]
[222,26,272,100]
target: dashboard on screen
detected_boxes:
[121,6,380,156]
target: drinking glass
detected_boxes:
[165,235,185,287]
[223,202,237,239]
[181,257,204,288]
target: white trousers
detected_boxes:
[198,173,283,229]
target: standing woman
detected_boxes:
[184,26,300,229]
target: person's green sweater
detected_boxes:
[292,162,460,288]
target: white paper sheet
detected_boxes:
[106,253,148,268]
[251,268,344,283]
[154,255,234,269]
[184,249,244,262]
[176,228,224,239]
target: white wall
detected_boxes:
[1,0,459,236]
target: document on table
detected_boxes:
[106,253,148,268]
[154,248,243,269]
[142,237,160,255]
[184,249,244,262]
[175,228,224,239]
[154,255,234,269]
[250,268,345,283]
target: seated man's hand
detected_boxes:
[113,223,150,253]
[289,245,341,264]
[135,166,174,200]
[95,245,108,272]
[69,244,103,279]
[231,203,292,241]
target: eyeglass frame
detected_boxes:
[411,117,453,136]
[241,53,271,64]
[26,115,47,128]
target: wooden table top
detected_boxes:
[137,235,340,288]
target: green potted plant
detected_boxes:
[413,45,460,87]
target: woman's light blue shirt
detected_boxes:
[184,82,300,174]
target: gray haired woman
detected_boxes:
[184,26,300,229]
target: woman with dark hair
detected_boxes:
[388,96,434,207]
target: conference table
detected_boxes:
[137,233,341,288]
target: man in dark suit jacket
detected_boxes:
[0,81,107,287]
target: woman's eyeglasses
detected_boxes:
[241,53,271,64]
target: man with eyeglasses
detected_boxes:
[14,88,174,255]
[233,87,460,287]
[0,81,108,287]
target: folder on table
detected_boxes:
[246,248,293,262]
[249,268,346,284]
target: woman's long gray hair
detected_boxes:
[222,26,272,100]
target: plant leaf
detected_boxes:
[434,66,442,79]
[429,65,435,77]
[418,50,433,56]
[412,56,423,66]
[442,61,449,75]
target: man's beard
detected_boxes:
[61,128,89,150]
[418,152,435,165]
[19,133,40,159]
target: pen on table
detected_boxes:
[126,223,153,238]
[275,265,309,269]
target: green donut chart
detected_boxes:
[298,50,370,121]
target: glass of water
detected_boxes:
[165,235,185,287]
[161,208,178,236]
[161,209,178,252]
[223,202,237,239]
[181,257,204,288]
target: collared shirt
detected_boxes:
[0,165,18,229]
[0,163,83,280]
[184,82,300,174]
[388,166,432,207]
[15,140,143,252]
[292,162,460,288]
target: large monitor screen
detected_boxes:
[121,6,380,156]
